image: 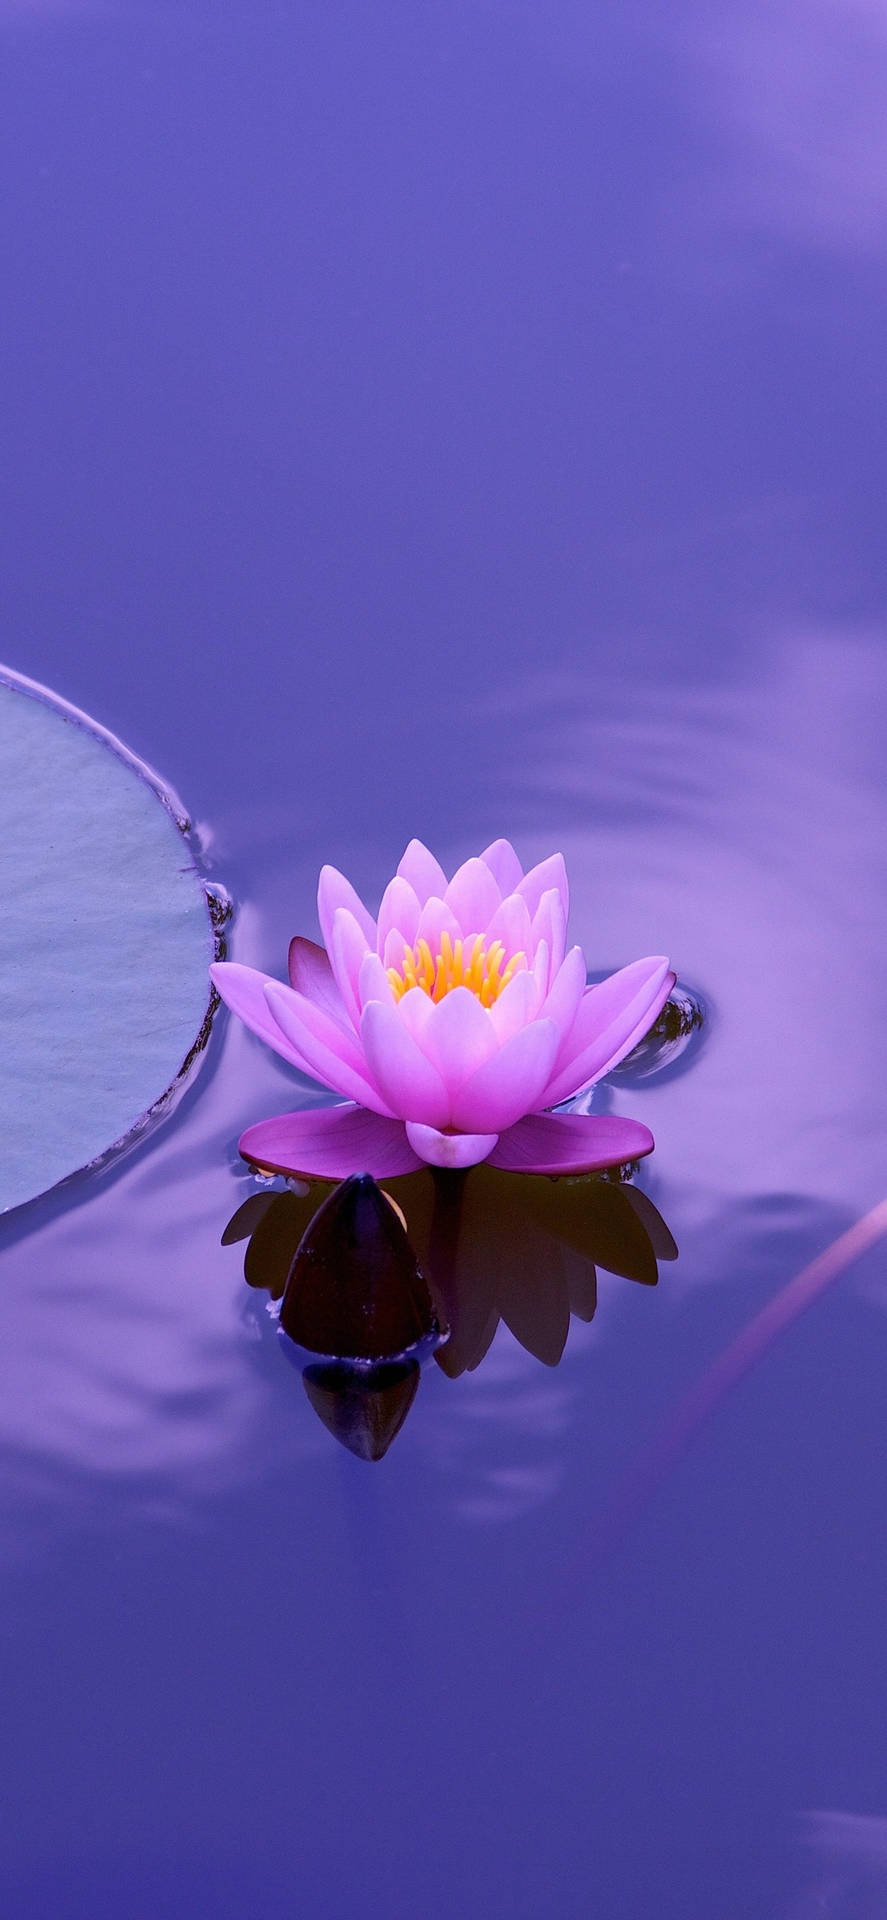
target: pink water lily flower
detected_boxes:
[211,839,674,1179]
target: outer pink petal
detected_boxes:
[405,1122,499,1169]
[414,986,498,1093]
[328,907,372,1027]
[266,982,369,1073]
[483,892,534,960]
[396,985,436,1045]
[542,958,674,1107]
[489,1112,654,1174]
[540,945,587,1040]
[445,857,502,934]
[287,937,352,1031]
[317,864,376,954]
[360,999,452,1127]
[210,961,312,1072]
[531,887,567,979]
[358,950,395,1009]
[487,968,539,1044]
[265,982,393,1116]
[450,1019,560,1133]
[517,852,569,922]
[240,1103,423,1179]
[479,839,524,894]
[396,839,448,902]
[376,875,422,954]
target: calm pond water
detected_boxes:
[3,3,887,1915]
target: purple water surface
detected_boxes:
[2,3,887,1915]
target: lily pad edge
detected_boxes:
[0,660,232,1220]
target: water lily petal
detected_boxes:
[317,863,376,954]
[396,838,448,902]
[328,906,372,1027]
[240,1103,423,1179]
[211,962,313,1071]
[361,998,451,1127]
[286,937,352,1031]
[540,945,588,1039]
[445,857,502,934]
[396,984,436,1045]
[483,891,534,959]
[376,875,422,953]
[405,1122,499,1169]
[487,968,540,1043]
[531,938,551,1002]
[479,839,524,894]
[265,982,393,1115]
[266,981,367,1074]
[415,894,467,954]
[542,958,675,1107]
[531,886,567,978]
[489,1111,654,1174]
[451,1019,560,1133]
[358,950,395,1008]
[417,985,498,1091]
[517,852,569,922]
[382,924,411,969]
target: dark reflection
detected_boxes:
[301,1359,421,1463]
[278,1173,440,1361]
[223,1161,677,1457]
[392,1164,676,1376]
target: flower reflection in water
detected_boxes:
[222,1162,677,1460]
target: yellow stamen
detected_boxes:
[387,934,526,1006]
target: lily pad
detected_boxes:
[0,665,225,1215]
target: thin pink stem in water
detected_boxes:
[586,1197,887,1573]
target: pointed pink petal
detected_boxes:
[287,937,352,1031]
[414,895,464,953]
[531,887,566,978]
[358,950,395,1009]
[445,857,502,934]
[542,958,675,1107]
[540,946,587,1040]
[396,985,435,1045]
[405,1122,499,1169]
[382,924,411,969]
[265,982,393,1115]
[415,986,498,1092]
[479,839,524,893]
[266,981,369,1073]
[240,1104,422,1179]
[376,875,422,953]
[483,892,534,960]
[517,852,569,922]
[210,961,311,1071]
[360,999,451,1127]
[489,1112,654,1174]
[450,1019,560,1133]
[327,907,372,1027]
[396,839,448,902]
[531,938,551,1001]
[487,968,539,1043]
[317,863,376,954]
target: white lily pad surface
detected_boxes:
[0,667,220,1214]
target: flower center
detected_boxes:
[387,930,526,1007]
